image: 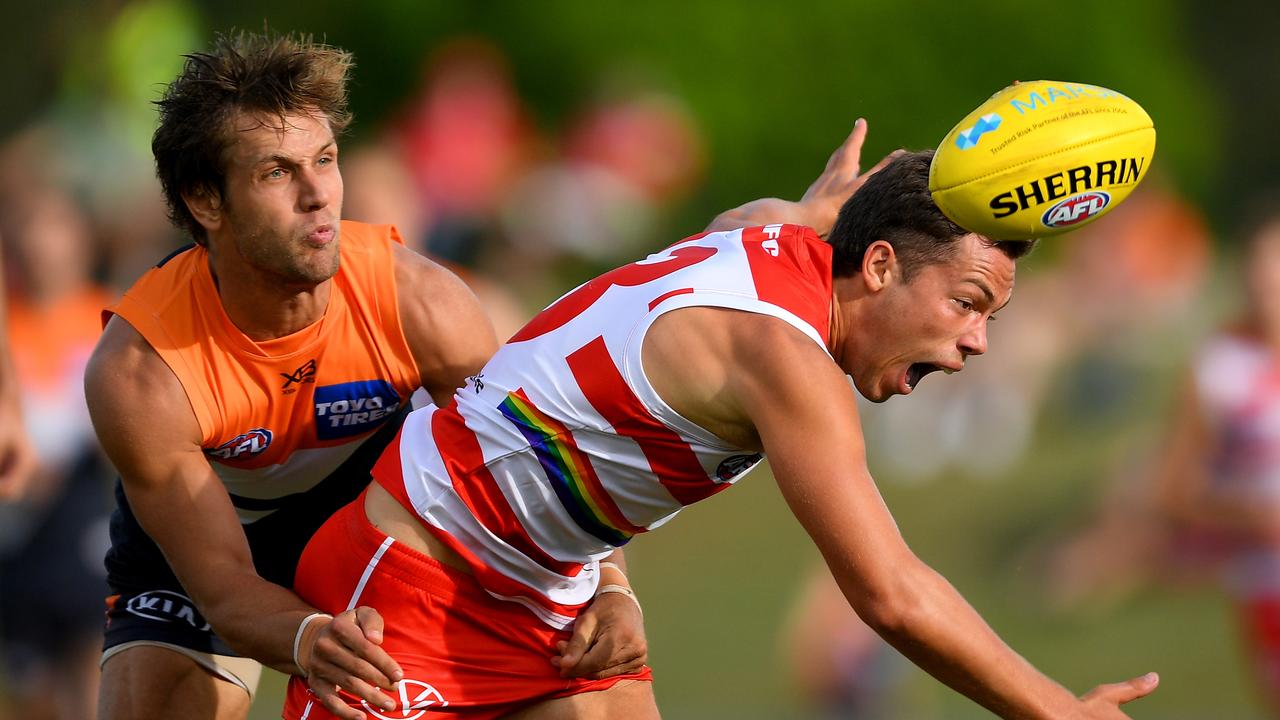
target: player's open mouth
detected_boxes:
[906,362,942,390]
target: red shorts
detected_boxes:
[282,497,651,719]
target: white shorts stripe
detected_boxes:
[346,536,395,611]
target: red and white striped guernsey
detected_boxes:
[374,224,834,627]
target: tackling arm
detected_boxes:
[644,308,1157,720]
[393,243,500,406]
[85,318,401,718]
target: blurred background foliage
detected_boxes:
[4,0,1278,718]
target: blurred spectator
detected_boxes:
[0,136,115,720]
[492,87,705,313]
[781,566,906,719]
[342,139,528,341]
[1147,199,1280,716]
[370,40,708,335]
[499,88,704,262]
[393,37,535,266]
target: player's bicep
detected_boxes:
[730,326,914,598]
[393,245,499,406]
[85,319,255,590]
[85,318,203,483]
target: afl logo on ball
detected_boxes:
[1041,191,1111,229]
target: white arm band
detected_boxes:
[292,612,333,676]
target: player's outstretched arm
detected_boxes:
[738,321,1157,719]
[705,119,903,237]
[641,305,1157,719]
[85,318,403,720]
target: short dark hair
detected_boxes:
[827,150,1033,280]
[152,31,354,244]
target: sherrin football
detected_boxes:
[928,80,1155,240]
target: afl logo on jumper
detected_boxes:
[716,453,764,483]
[207,428,273,460]
[314,380,401,440]
[126,590,212,631]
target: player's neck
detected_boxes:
[827,276,862,368]
[206,253,332,341]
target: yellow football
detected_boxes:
[928,80,1156,240]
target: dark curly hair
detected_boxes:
[151,31,354,244]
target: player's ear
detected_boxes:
[861,240,897,292]
[183,187,224,234]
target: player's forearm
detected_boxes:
[705,199,816,234]
[183,565,320,675]
[854,559,1080,719]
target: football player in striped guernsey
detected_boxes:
[284,143,1160,717]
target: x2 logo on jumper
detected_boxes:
[955,113,1003,150]
[281,359,318,391]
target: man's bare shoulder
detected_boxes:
[390,243,485,320]
[647,306,835,382]
[643,307,841,450]
[86,316,202,451]
[390,244,499,401]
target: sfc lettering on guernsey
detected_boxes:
[988,156,1144,219]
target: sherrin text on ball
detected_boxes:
[929,80,1156,240]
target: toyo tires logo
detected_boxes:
[1041,191,1111,228]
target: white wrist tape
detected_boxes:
[292,612,333,676]
[596,584,642,616]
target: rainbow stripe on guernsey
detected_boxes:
[498,390,647,546]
